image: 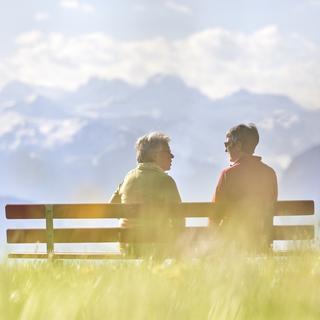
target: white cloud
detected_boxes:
[15,30,43,45]
[0,112,25,136]
[37,118,85,148]
[0,109,84,149]
[257,111,300,131]
[0,63,13,87]
[133,4,147,12]
[60,0,78,8]
[60,0,95,13]
[258,118,274,130]
[3,26,320,109]
[25,94,38,104]
[306,0,320,6]
[165,1,192,14]
[274,154,292,170]
[0,100,16,109]
[34,12,49,21]
[173,26,320,109]
[273,110,299,128]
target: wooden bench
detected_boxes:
[6,201,315,259]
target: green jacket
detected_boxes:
[110,162,181,204]
[110,163,181,257]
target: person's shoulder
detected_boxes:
[258,159,278,180]
[155,173,178,194]
[127,167,137,175]
[222,163,239,175]
[122,167,139,182]
[159,172,177,184]
[260,159,276,173]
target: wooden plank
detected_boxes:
[171,203,217,217]
[7,223,315,243]
[6,204,45,219]
[275,201,314,216]
[8,253,124,259]
[6,201,314,220]
[5,203,217,219]
[5,204,141,219]
[273,225,314,240]
[7,229,47,243]
[7,227,211,244]
[119,226,212,243]
[7,228,121,243]
[51,203,217,219]
[52,204,141,219]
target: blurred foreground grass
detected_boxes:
[1,253,320,320]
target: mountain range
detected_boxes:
[0,74,319,204]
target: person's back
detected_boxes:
[110,132,181,257]
[116,163,180,205]
[213,124,278,252]
[215,155,277,207]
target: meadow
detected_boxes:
[1,251,320,320]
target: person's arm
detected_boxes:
[272,170,278,201]
[109,184,122,203]
[213,170,228,203]
[109,183,131,227]
[211,170,228,225]
[162,176,183,228]
[165,176,181,203]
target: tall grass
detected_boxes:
[1,252,320,320]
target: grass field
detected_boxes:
[1,251,320,320]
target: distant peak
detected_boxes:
[231,88,252,97]
[230,88,294,103]
[0,80,34,94]
[146,74,187,88]
[79,77,136,91]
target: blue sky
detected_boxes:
[0,0,319,108]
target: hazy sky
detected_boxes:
[0,0,319,108]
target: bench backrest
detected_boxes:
[6,201,315,259]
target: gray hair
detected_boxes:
[227,123,259,154]
[136,132,170,163]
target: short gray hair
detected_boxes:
[136,132,170,163]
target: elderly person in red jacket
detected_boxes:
[212,123,278,252]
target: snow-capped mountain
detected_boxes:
[281,145,320,201]
[0,74,319,203]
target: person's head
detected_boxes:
[135,132,174,171]
[224,123,259,162]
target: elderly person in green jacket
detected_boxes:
[110,131,182,257]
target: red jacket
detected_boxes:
[213,155,278,248]
[214,155,277,205]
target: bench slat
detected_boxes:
[6,204,45,219]
[7,228,121,243]
[5,204,141,219]
[6,203,214,219]
[8,225,315,244]
[275,201,314,216]
[8,253,124,259]
[6,201,314,220]
[7,227,211,244]
[273,225,314,240]
[6,203,217,219]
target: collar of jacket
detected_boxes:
[231,154,262,166]
[137,162,164,172]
